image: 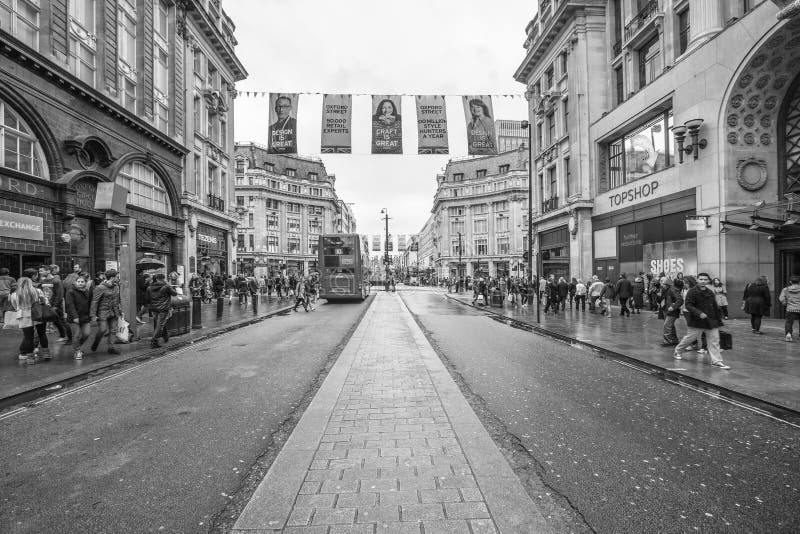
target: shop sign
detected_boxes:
[95,182,128,214]
[595,173,684,215]
[74,181,97,210]
[0,210,43,241]
[0,176,53,200]
[198,233,218,244]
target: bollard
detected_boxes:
[252,293,258,314]
[191,295,203,329]
[216,296,224,319]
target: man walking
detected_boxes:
[89,269,122,355]
[673,272,730,369]
[293,275,309,312]
[147,273,176,348]
[615,273,633,317]
[660,278,683,346]
[589,275,604,313]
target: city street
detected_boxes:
[0,299,370,534]
[399,289,800,533]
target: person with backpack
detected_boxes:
[574,279,587,311]
[89,269,122,355]
[65,274,92,360]
[600,278,616,317]
[673,272,730,369]
[10,270,49,364]
[779,275,800,342]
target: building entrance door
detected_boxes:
[777,247,800,318]
[593,259,618,282]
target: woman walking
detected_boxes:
[743,276,771,334]
[10,271,49,364]
[632,273,645,314]
[711,278,729,319]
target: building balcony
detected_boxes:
[207,193,225,212]
[542,196,559,214]
[612,39,622,58]
[624,0,663,46]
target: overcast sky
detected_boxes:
[226,0,533,240]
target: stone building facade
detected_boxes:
[423,148,531,280]
[180,0,246,278]
[233,143,356,278]
[0,0,196,319]
[514,0,608,283]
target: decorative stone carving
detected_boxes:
[723,22,800,149]
[736,158,768,191]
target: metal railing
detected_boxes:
[207,193,225,212]
[542,196,559,214]
[624,0,661,42]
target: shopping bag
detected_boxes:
[3,310,19,329]
[719,330,733,350]
[116,317,130,343]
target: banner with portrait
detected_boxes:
[268,93,299,154]
[398,235,407,251]
[321,94,352,153]
[415,95,449,154]
[462,95,498,155]
[372,235,381,251]
[371,95,402,154]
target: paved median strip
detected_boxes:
[232,292,551,533]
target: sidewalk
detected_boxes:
[445,290,800,415]
[232,291,551,533]
[0,295,295,404]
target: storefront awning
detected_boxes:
[721,195,800,240]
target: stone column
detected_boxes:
[688,0,724,49]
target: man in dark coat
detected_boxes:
[544,275,559,314]
[660,278,683,346]
[673,273,730,369]
[615,273,633,317]
[557,277,570,311]
[147,273,177,348]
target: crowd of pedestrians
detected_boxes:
[440,269,800,372]
[182,271,319,312]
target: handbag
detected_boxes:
[31,299,58,323]
[3,310,19,329]
[719,330,733,350]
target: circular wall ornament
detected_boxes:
[744,115,755,127]
[789,36,800,48]
[769,56,785,69]
[731,94,744,109]
[739,74,754,89]
[727,132,739,144]
[744,133,756,145]
[774,76,789,90]
[727,114,739,127]
[747,96,761,109]
[737,158,768,191]
[760,115,772,128]
[755,75,771,90]
[751,55,768,68]
[760,133,772,145]
[765,96,778,110]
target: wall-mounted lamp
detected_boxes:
[670,118,707,163]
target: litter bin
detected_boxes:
[166,294,191,337]
[490,289,504,307]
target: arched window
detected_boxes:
[0,100,48,179]
[115,161,172,215]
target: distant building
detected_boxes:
[495,120,528,152]
[421,147,531,280]
[233,143,354,277]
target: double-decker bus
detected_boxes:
[318,234,371,301]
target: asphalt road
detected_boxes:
[401,289,800,534]
[0,297,370,534]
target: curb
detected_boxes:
[442,293,800,426]
[0,303,297,412]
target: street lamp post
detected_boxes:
[380,208,391,291]
[520,120,540,323]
